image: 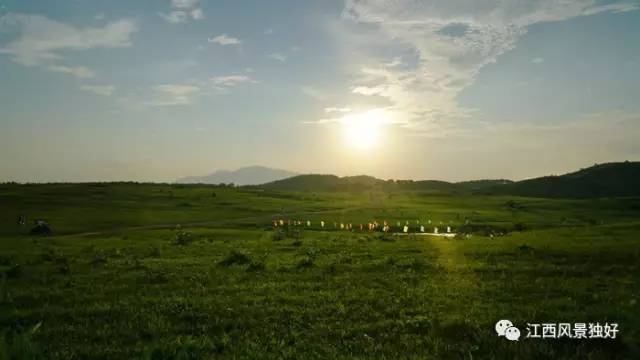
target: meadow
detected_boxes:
[1,183,639,359]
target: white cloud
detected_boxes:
[160,0,204,23]
[191,8,204,20]
[312,107,403,127]
[325,107,352,113]
[172,0,198,9]
[0,14,136,81]
[211,75,258,88]
[532,57,544,64]
[47,65,95,78]
[208,34,241,45]
[0,13,137,66]
[351,85,388,96]
[339,0,639,132]
[301,86,326,100]
[268,52,287,62]
[82,84,115,96]
[148,84,200,106]
[159,11,188,24]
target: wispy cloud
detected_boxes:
[301,86,326,100]
[47,65,95,78]
[211,75,258,88]
[308,107,403,128]
[268,52,286,62]
[208,34,241,46]
[532,57,544,64]
[147,84,200,106]
[325,107,352,113]
[339,0,639,133]
[82,84,115,96]
[0,13,137,67]
[0,13,136,84]
[160,0,204,23]
[210,75,259,93]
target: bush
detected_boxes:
[5,264,21,279]
[219,250,251,267]
[29,223,52,236]
[513,222,527,231]
[246,260,266,272]
[90,253,107,265]
[378,234,395,242]
[297,248,319,269]
[272,230,285,241]
[173,231,194,246]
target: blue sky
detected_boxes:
[1,0,639,182]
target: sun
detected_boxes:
[341,109,388,151]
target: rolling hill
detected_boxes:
[260,162,639,198]
[483,161,640,198]
[261,174,505,193]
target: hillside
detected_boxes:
[261,162,639,198]
[263,175,475,193]
[261,174,385,192]
[176,166,297,186]
[484,161,640,198]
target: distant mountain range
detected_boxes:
[176,166,297,186]
[259,161,640,198]
[261,174,513,193]
[178,161,639,198]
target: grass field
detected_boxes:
[1,183,639,359]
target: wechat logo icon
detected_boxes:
[496,320,521,341]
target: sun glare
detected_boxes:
[341,109,388,151]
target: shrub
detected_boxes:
[297,248,319,269]
[148,247,161,258]
[144,268,169,284]
[5,264,22,279]
[513,222,527,231]
[29,223,52,236]
[272,230,285,241]
[246,260,266,272]
[378,234,395,242]
[219,250,251,267]
[173,231,194,246]
[56,257,70,275]
[247,253,269,272]
[90,253,107,265]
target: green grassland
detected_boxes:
[1,183,639,359]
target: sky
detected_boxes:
[1,0,639,183]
